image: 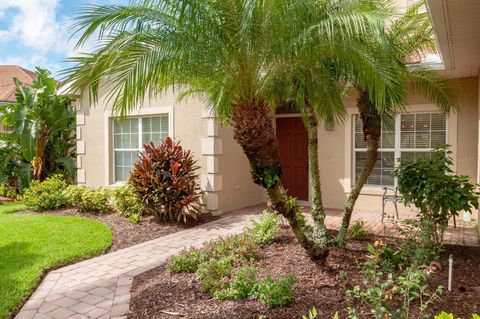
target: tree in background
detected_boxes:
[0,68,76,191]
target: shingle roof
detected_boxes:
[0,65,36,103]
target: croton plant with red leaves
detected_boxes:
[129,137,203,223]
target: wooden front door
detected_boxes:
[276,117,309,200]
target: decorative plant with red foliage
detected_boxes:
[129,137,202,222]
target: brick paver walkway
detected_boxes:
[15,205,478,319]
[15,207,258,319]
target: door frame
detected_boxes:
[275,113,312,206]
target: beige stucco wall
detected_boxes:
[77,89,206,186]
[316,76,479,212]
[76,88,264,214]
[216,125,265,213]
[77,74,479,215]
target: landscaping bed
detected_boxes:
[19,209,219,252]
[128,228,480,319]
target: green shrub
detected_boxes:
[63,185,111,214]
[347,220,369,240]
[204,234,258,261]
[63,185,83,205]
[129,138,202,223]
[364,240,406,273]
[348,266,443,319]
[168,248,208,273]
[112,183,144,223]
[244,210,280,244]
[256,274,296,308]
[396,219,441,266]
[196,256,236,294]
[396,146,480,243]
[22,175,68,211]
[214,266,259,300]
[0,184,18,200]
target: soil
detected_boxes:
[18,209,219,252]
[128,229,480,319]
[0,196,14,202]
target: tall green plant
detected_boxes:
[64,0,392,259]
[0,68,76,188]
[395,147,479,243]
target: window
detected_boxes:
[407,0,426,12]
[354,112,447,187]
[112,116,169,183]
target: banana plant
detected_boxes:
[0,68,76,187]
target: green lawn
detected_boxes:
[0,202,27,215]
[0,214,113,319]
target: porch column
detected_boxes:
[201,108,223,215]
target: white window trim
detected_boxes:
[343,104,457,195]
[104,106,174,186]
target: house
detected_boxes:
[74,0,480,217]
[0,65,36,103]
[0,65,36,131]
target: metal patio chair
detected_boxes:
[381,187,401,223]
[381,187,457,228]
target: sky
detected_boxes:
[0,0,127,77]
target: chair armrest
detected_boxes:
[382,187,399,200]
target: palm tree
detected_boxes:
[64,0,392,259]
[270,52,399,254]
[335,1,459,246]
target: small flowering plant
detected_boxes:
[214,266,259,300]
[255,273,296,308]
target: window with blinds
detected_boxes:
[354,112,447,187]
[407,0,426,13]
[112,116,169,183]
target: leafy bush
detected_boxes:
[0,184,18,199]
[364,240,406,273]
[129,138,202,223]
[347,220,369,240]
[63,185,111,214]
[205,234,258,261]
[347,265,443,319]
[166,224,294,308]
[112,183,144,223]
[214,266,259,300]
[168,248,208,273]
[396,146,480,243]
[396,219,441,266]
[256,274,296,308]
[196,256,236,294]
[213,267,295,308]
[22,175,68,211]
[168,234,258,275]
[244,210,280,244]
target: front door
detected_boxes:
[276,117,309,201]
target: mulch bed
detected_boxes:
[18,209,219,252]
[0,196,14,202]
[128,228,480,319]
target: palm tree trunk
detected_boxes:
[336,91,381,247]
[231,99,328,259]
[302,106,329,252]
